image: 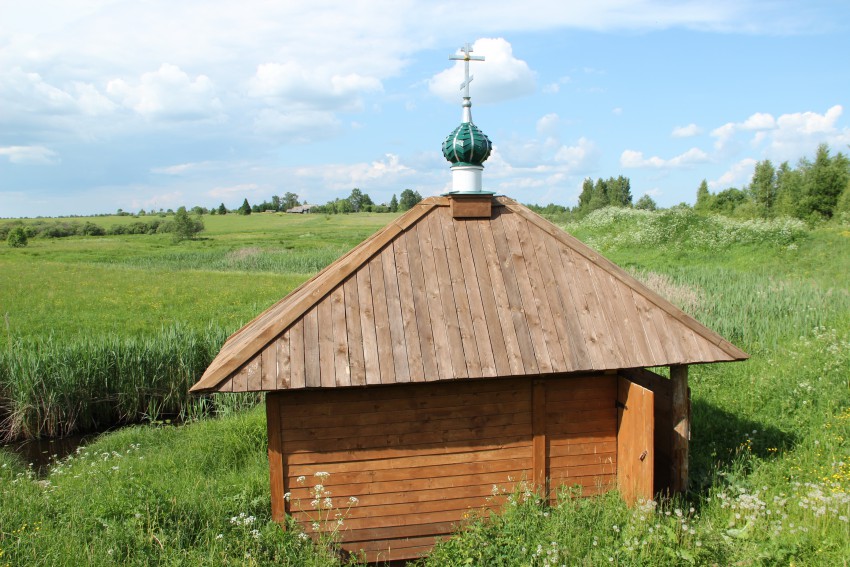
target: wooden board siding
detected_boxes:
[269,374,624,562]
[192,197,746,394]
[616,376,654,504]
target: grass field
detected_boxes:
[1,207,849,565]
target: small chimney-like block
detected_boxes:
[450,194,492,218]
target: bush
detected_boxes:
[7,226,28,248]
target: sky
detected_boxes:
[1,1,849,218]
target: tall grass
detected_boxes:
[0,324,258,441]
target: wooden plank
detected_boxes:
[532,380,547,493]
[548,441,617,458]
[671,365,689,494]
[284,436,531,466]
[231,361,249,391]
[544,238,594,370]
[343,277,366,386]
[356,267,381,385]
[489,211,538,373]
[499,211,553,372]
[369,252,396,384]
[451,194,492,218]
[317,295,335,388]
[329,286,351,387]
[245,355,262,391]
[284,410,531,442]
[275,333,290,389]
[416,211,454,380]
[463,220,510,376]
[288,319,306,389]
[266,393,286,523]
[303,306,320,388]
[553,242,605,369]
[611,278,654,366]
[652,308,684,364]
[588,264,631,369]
[191,201,444,392]
[437,210,487,377]
[282,422,532,454]
[403,225,438,381]
[570,247,621,369]
[514,216,566,371]
[392,237,425,382]
[341,494,508,521]
[631,289,666,366]
[617,376,654,504]
[427,210,469,378]
[261,342,276,390]
[547,461,616,477]
[381,245,411,383]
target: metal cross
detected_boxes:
[449,42,485,99]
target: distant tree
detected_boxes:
[695,179,712,212]
[281,192,300,211]
[190,206,206,216]
[7,226,27,248]
[271,195,282,211]
[348,188,373,212]
[238,198,252,215]
[138,209,147,216]
[217,203,227,215]
[710,187,747,215]
[588,179,609,212]
[750,159,777,217]
[606,175,633,207]
[635,194,657,211]
[172,206,204,242]
[803,144,849,219]
[577,178,594,211]
[389,194,399,212]
[398,189,422,211]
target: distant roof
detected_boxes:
[191,196,747,393]
[286,205,313,213]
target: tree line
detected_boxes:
[695,143,850,221]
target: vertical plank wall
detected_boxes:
[271,374,625,562]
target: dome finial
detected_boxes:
[442,42,493,195]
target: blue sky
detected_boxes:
[1,0,849,217]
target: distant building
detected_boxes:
[285,205,313,214]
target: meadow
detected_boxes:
[1,207,849,565]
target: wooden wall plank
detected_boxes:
[427,210,469,378]
[266,393,286,523]
[404,225,439,381]
[330,286,351,387]
[617,376,654,504]
[276,333,290,390]
[303,306,320,388]
[381,245,411,383]
[392,237,425,382]
[343,277,366,386]
[261,343,276,390]
[317,296,335,388]
[532,380,547,492]
[356,267,381,385]
[288,319,306,389]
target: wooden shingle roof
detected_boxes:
[190,196,747,393]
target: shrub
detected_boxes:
[7,226,28,248]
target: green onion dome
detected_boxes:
[442,122,492,167]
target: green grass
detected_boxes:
[1,208,849,565]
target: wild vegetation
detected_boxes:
[1,190,848,564]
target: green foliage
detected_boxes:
[398,189,422,211]
[577,175,633,215]
[389,194,398,212]
[172,206,205,242]
[239,198,252,215]
[217,202,227,215]
[6,226,27,248]
[634,194,657,211]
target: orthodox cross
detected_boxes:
[449,43,485,99]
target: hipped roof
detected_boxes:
[190,196,747,393]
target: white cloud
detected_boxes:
[295,153,415,191]
[554,137,598,170]
[208,183,261,199]
[0,145,59,165]
[106,64,223,121]
[612,107,623,116]
[429,38,535,104]
[620,147,709,168]
[671,123,702,138]
[248,62,382,111]
[151,161,217,175]
[252,109,341,141]
[710,158,757,189]
[536,113,560,137]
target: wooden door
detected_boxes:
[617,376,654,504]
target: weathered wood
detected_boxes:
[266,393,286,523]
[390,239,423,381]
[369,252,396,384]
[343,277,366,386]
[330,286,351,387]
[261,342,276,390]
[403,224,439,381]
[288,319,306,389]
[671,364,689,493]
[450,194,492,218]
[275,333,290,389]
[532,380,547,493]
[317,294,335,388]
[356,267,381,385]
[303,307,320,388]
[416,212,454,380]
